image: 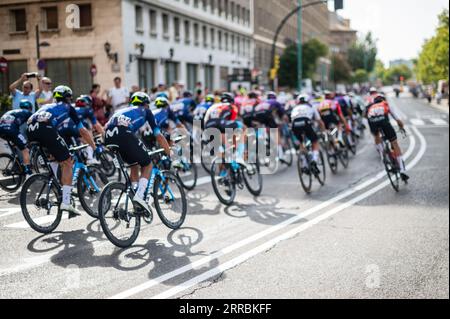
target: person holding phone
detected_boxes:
[9,73,39,112]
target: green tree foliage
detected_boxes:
[331,54,352,83]
[279,39,328,88]
[351,69,369,84]
[416,9,449,84]
[374,60,386,81]
[347,32,378,73]
[383,65,413,85]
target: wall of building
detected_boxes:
[0,0,125,95]
[122,0,253,92]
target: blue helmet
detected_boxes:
[156,92,169,100]
[19,99,33,111]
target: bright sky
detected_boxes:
[329,0,449,66]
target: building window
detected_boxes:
[149,10,157,37]
[165,61,179,86]
[184,20,190,44]
[210,28,215,49]
[174,17,180,41]
[138,59,156,91]
[220,66,228,90]
[187,64,198,92]
[224,32,229,51]
[193,23,199,46]
[204,65,214,92]
[0,60,27,95]
[135,6,143,32]
[202,25,208,47]
[10,9,26,32]
[45,58,93,97]
[162,14,169,39]
[79,4,92,28]
[218,30,222,50]
[42,7,58,30]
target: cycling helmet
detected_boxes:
[156,92,169,100]
[267,91,277,100]
[53,85,73,102]
[19,99,33,111]
[75,95,93,108]
[296,94,310,104]
[130,92,151,107]
[221,92,234,104]
[205,94,215,103]
[248,92,258,99]
[374,95,386,104]
[183,91,193,98]
[323,90,334,99]
[154,96,170,109]
[369,87,378,94]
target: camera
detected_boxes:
[25,72,39,79]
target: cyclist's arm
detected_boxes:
[336,103,350,131]
[71,106,96,149]
[146,109,170,155]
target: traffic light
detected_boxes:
[335,0,344,11]
[270,68,277,80]
[274,55,280,70]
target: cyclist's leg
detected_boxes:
[383,123,407,175]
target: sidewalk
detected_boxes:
[430,99,449,114]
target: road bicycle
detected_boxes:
[320,125,349,174]
[296,135,326,194]
[381,128,408,192]
[20,143,107,234]
[98,145,187,248]
[171,135,198,191]
[0,140,29,192]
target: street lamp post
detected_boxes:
[297,0,303,92]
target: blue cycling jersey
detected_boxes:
[106,106,161,135]
[193,102,213,120]
[152,106,180,128]
[29,102,83,130]
[58,106,98,137]
[170,98,195,123]
[76,106,97,126]
[0,109,33,132]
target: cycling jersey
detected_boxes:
[366,100,399,142]
[240,97,260,127]
[0,109,33,150]
[75,106,97,128]
[335,96,351,117]
[291,103,321,122]
[193,101,214,122]
[0,109,32,132]
[204,103,241,133]
[253,99,284,128]
[170,98,196,123]
[58,106,98,139]
[29,102,83,130]
[106,106,161,135]
[283,99,298,120]
[291,103,321,143]
[317,99,343,129]
[151,105,180,129]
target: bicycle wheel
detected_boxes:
[98,182,141,248]
[384,156,400,192]
[0,153,23,192]
[243,163,263,196]
[98,150,117,177]
[326,144,338,174]
[281,136,294,167]
[210,160,236,206]
[316,150,327,186]
[345,133,357,155]
[176,162,198,191]
[77,166,109,218]
[338,147,349,169]
[153,171,187,230]
[297,154,312,194]
[20,174,62,234]
[31,148,49,174]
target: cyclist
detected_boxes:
[365,94,409,182]
[317,90,351,147]
[170,91,196,129]
[0,99,34,175]
[335,91,356,142]
[27,85,101,215]
[104,92,171,214]
[240,91,260,128]
[193,94,215,128]
[291,94,326,174]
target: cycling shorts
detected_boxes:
[27,123,70,162]
[0,128,28,151]
[292,118,319,144]
[368,119,397,142]
[204,119,244,134]
[105,126,151,167]
[254,111,277,129]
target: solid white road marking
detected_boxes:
[150,126,427,299]
[109,130,418,299]
[5,212,69,229]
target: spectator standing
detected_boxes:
[9,73,38,112]
[107,77,129,112]
[168,82,179,103]
[36,77,53,108]
[90,84,108,126]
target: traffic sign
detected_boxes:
[37,59,46,70]
[0,57,8,73]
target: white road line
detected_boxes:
[5,213,70,229]
[429,118,448,126]
[0,209,21,219]
[411,119,426,126]
[109,130,417,299]
[151,126,427,299]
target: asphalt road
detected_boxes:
[0,95,448,299]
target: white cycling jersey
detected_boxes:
[291,103,321,122]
